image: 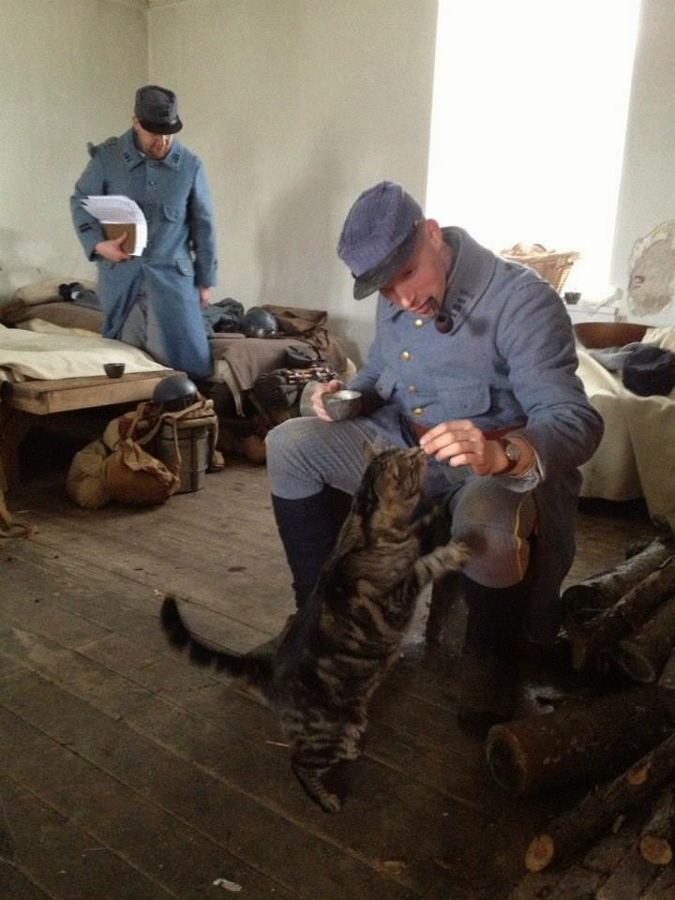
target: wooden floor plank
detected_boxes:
[0,770,177,900]
[0,670,427,899]
[0,865,51,900]
[0,709,298,900]
[1,457,662,899]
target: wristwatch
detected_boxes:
[498,438,522,474]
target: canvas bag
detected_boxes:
[67,403,180,509]
[261,304,329,350]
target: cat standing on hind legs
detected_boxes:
[161,445,469,813]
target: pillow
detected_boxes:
[12,276,96,305]
[6,301,103,332]
[643,326,675,353]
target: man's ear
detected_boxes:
[425,218,444,248]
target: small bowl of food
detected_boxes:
[322,389,362,422]
[103,362,126,379]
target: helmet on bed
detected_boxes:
[241,306,279,338]
[152,374,199,410]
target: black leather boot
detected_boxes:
[271,486,352,609]
[457,575,527,738]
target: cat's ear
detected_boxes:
[362,438,380,465]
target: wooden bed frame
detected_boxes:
[0,369,179,491]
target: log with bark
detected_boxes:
[524,731,675,873]
[486,685,675,796]
[561,537,675,623]
[639,785,675,866]
[563,556,675,673]
[657,646,675,690]
[616,595,675,684]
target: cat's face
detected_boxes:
[362,446,427,519]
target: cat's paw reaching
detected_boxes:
[422,541,471,582]
[440,540,471,570]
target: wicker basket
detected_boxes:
[501,242,580,293]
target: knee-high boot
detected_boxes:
[271,486,352,609]
[457,574,528,737]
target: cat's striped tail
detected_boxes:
[160,595,274,691]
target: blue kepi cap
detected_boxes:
[337,181,423,299]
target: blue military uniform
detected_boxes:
[267,226,604,644]
[70,129,217,378]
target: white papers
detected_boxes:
[82,195,148,255]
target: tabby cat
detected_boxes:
[161,445,469,813]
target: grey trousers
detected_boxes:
[119,288,170,368]
[265,416,537,589]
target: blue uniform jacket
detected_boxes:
[70,129,217,378]
[349,227,605,643]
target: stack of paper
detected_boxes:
[82,195,148,256]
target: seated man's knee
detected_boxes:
[450,487,536,588]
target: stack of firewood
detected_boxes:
[561,536,675,682]
[487,536,675,877]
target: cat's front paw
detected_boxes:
[446,540,471,567]
[431,540,471,575]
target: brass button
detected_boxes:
[408,385,417,393]
[414,318,424,328]
[412,407,424,417]
[401,350,411,361]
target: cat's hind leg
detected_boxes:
[291,757,343,814]
[289,723,365,813]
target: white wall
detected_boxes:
[0,0,147,295]
[149,0,437,362]
[611,0,675,288]
[0,0,673,364]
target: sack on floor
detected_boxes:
[67,402,180,508]
[66,438,112,510]
[103,436,180,506]
[67,396,222,508]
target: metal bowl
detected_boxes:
[322,389,362,421]
[103,362,126,379]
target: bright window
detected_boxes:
[426,0,641,295]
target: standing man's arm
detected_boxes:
[70,146,130,263]
[187,160,217,308]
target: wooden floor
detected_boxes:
[0,428,670,900]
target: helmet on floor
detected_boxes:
[152,374,200,410]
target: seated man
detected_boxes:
[265,180,604,736]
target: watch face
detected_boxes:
[505,441,521,462]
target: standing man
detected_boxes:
[70,85,217,380]
[265,180,604,736]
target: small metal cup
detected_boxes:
[322,389,363,421]
[103,362,126,379]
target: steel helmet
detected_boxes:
[241,306,279,338]
[152,374,199,410]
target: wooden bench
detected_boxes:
[0,369,180,491]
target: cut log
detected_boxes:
[616,595,675,684]
[524,731,675,873]
[564,556,675,672]
[639,786,675,866]
[657,646,675,690]
[486,685,675,796]
[561,538,675,623]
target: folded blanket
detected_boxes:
[0,324,167,381]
